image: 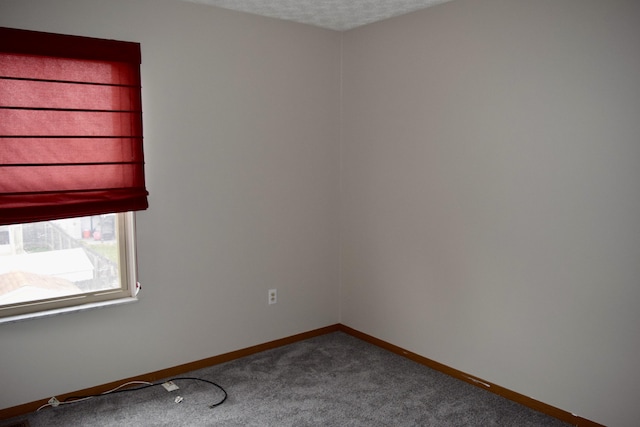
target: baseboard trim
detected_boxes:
[0,324,340,421]
[1,323,604,427]
[337,324,605,427]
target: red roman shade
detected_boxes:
[0,27,148,226]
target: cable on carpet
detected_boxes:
[37,377,227,411]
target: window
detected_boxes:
[0,27,148,320]
[0,213,138,318]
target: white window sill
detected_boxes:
[0,297,138,325]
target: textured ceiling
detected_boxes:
[181,0,455,31]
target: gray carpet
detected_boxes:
[2,332,570,426]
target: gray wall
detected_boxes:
[0,0,341,411]
[340,1,640,426]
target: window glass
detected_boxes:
[0,213,134,317]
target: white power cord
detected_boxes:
[37,381,153,411]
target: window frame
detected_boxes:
[0,212,140,323]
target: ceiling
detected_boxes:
[181,0,455,31]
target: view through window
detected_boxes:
[0,213,134,316]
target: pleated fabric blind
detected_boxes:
[0,27,148,226]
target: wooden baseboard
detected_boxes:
[0,324,340,420]
[1,323,604,427]
[337,324,605,427]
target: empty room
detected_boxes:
[1,0,638,426]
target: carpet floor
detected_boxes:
[1,332,570,426]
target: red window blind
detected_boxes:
[0,27,148,226]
